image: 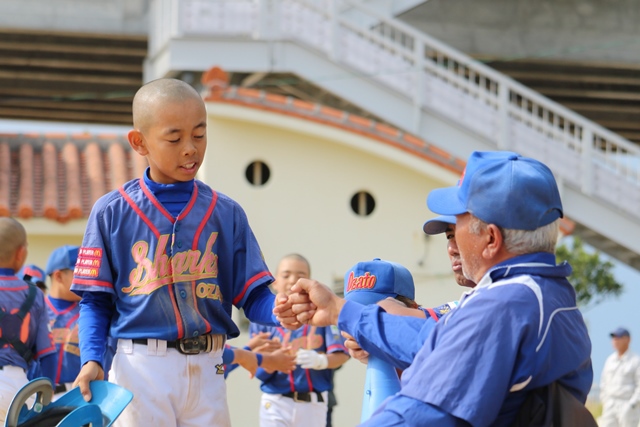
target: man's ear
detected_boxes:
[128,130,148,156]
[483,224,504,259]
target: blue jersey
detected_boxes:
[250,323,347,394]
[340,252,593,426]
[0,270,56,370]
[46,297,80,384]
[71,178,274,340]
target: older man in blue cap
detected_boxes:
[276,150,593,426]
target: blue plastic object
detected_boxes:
[4,378,133,427]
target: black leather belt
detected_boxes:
[131,334,225,355]
[55,384,68,394]
[282,391,324,403]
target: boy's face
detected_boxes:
[136,97,208,184]
[273,258,310,296]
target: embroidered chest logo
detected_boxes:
[122,232,219,296]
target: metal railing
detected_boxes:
[149,0,640,220]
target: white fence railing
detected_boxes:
[149,0,640,220]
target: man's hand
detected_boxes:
[248,332,281,353]
[72,361,105,401]
[296,349,329,370]
[273,292,306,330]
[288,279,345,327]
[261,347,297,374]
[341,331,369,364]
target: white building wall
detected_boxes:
[202,103,463,426]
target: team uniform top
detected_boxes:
[339,252,593,426]
[250,323,347,394]
[71,177,275,341]
[45,297,80,385]
[0,269,56,370]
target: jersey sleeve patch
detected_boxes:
[74,248,103,278]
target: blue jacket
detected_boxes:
[339,252,593,427]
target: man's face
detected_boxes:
[612,336,630,354]
[445,224,475,288]
[273,258,310,296]
[454,213,484,283]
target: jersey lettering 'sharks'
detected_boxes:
[123,232,219,296]
[346,271,377,292]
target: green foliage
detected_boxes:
[556,237,623,308]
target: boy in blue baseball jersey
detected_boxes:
[0,218,56,424]
[71,78,284,426]
[251,254,349,427]
[44,245,81,397]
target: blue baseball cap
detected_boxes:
[19,264,46,283]
[427,151,563,230]
[423,215,456,235]
[344,258,415,305]
[610,327,630,338]
[45,245,80,275]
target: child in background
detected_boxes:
[0,218,56,423]
[251,254,349,427]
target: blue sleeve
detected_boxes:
[243,286,278,326]
[337,301,435,370]
[361,394,471,427]
[78,291,113,366]
[223,347,235,365]
[255,367,276,382]
[38,353,57,385]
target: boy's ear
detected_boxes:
[128,130,148,156]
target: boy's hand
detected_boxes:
[248,332,281,353]
[233,348,259,378]
[341,331,369,364]
[73,361,105,401]
[261,347,297,374]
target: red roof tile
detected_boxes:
[0,134,146,223]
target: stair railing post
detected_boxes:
[329,0,340,62]
[412,38,425,134]
[497,81,510,150]
[581,127,594,196]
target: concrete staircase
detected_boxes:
[145,0,640,269]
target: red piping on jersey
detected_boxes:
[36,344,56,358]
[232,271,272,306]
[189,185,215,334]
[140,178,175,224]
[167,282,185,339]
[119,186,161,238]
[177,183,199,221]
[425,307,439,321]
[0,276,19,281]
[0,285,28,291]
[54,312,80,384]
[302,325,315,392]
[327,343,346,353]
[72,278,113,289]
[46,297,78,316]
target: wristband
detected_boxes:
[256,353,263,367]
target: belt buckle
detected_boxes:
[178,338,202,355]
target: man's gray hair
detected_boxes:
[468,215,559,254]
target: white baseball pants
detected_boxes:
[0,366,29,425]
[259,391,328,427]
[110,339,230,427]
